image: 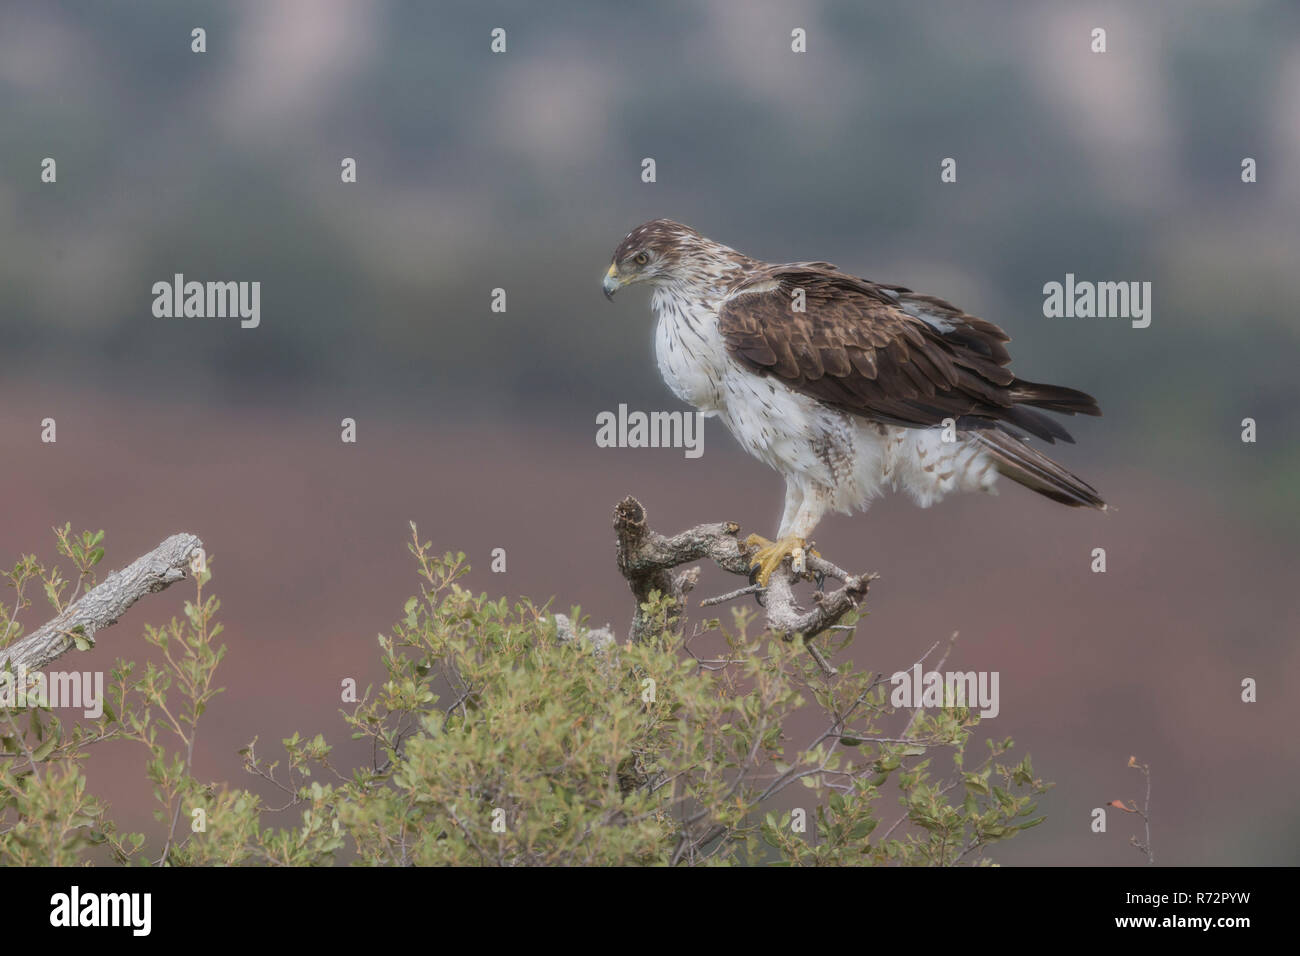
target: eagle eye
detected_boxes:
[633,251,650,267]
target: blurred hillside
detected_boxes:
[2,1,1298,527]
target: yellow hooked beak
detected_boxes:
[602,263,621,300]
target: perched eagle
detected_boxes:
[602,219,1105,584]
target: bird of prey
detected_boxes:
[602,219,1105,585]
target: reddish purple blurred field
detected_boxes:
[3,384,1297,864]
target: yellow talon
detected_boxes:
[744,534,816,587]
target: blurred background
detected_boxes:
[2,0,1298,864]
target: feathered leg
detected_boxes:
[746,482,824,586]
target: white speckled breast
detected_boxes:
[652,285,730,414]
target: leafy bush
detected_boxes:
[0,524,1049,865]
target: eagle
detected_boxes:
[602,219,1105,585]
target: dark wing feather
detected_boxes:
[717,265,1100,444]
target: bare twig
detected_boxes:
[1125,756,1154,865]
[804,640,839,678]
[699,583,763,607]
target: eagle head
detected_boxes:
[603,218,705,299]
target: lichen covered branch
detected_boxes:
[1,533,203,675]
[613,496,875,672]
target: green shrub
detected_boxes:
[0,524,1049,865]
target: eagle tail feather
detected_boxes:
[1009,379,1102,417]
[973,430,1106,510]
[997,406,1076,444]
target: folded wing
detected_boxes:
[717,264,1100,445]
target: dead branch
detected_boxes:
[1125,755,1154,865]
[1,533,203,676]
[552,613,615,652]
[613,497,876,673]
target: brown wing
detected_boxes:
[717,264,1100,443]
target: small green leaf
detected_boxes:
[849,818,878,840]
